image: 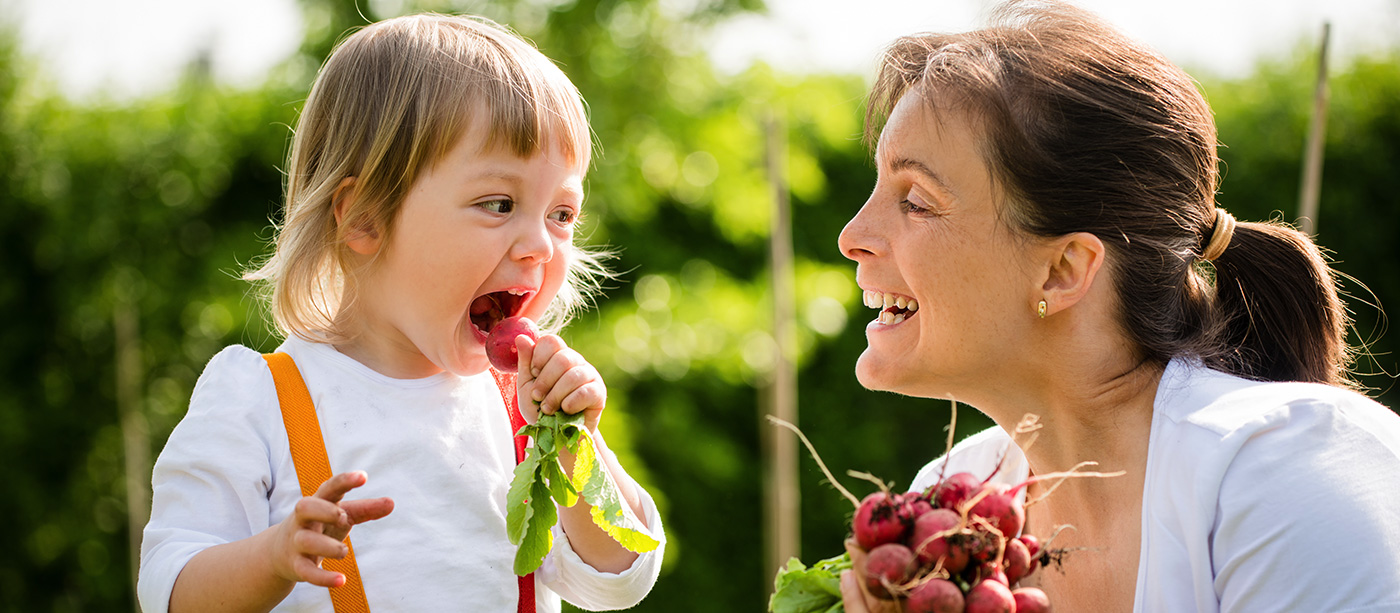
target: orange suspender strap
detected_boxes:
[489,368,537,613]
[263,352,371,613]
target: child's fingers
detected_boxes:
[342,497,395,526]
[293,496,347,529]
[539,364,590,414]
[515,336,541,425]
[527,334,569,384]
[550,368,605,416]
[293,555,346,588]
[294,529,351,560]
[529,342,583,406]
[313,470,369,504]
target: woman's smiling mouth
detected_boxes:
[862,289,920,325]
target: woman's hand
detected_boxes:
[516,334,606,432]
[265,471,394,587]
[840,538,901,613]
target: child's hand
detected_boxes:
[265,471,394,588]
[515,334,606,432]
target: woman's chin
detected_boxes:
[854,349,901,392]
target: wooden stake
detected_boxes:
[1298,22,1331,235]
[763,112,800,577]
[115,288,150,605]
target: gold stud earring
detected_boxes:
[1037,300,1047,319]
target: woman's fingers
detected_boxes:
[840,570,871,613]
[843,538,892,611]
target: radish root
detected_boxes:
[767,415,860,508]
[1019,461,1128,508]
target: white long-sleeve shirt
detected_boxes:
[911,358,1400,613]
[138,336,665,613]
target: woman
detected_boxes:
[837,2,1400,611]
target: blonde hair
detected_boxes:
[246,14,608,343]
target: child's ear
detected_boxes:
[1037,232,1106,317]
[332,177,382,255]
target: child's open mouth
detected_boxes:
[469,289,532,338]
[863,290,919,325]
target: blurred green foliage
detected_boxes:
[1,1,1396,610]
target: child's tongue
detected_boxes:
[470,295,495,316]
[470,294,503,334]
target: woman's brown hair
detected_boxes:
[866,0,1352,386]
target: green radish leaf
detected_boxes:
[505,446,540,545]
[575,429,660,553]
[513,480,558,575]
[768,554,849,613]
[543,455,579,507]
[505,408,654,576]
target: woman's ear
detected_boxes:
[1039,232,1106,317]
[332,177,382,255]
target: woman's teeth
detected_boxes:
[862,290,919,325]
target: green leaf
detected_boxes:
[576,429,661,554]
[513,480,558,575]
[543,453,579,507]
[768,554,848,613]
[505,446,540,545]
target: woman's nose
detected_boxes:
[838,200,881,262]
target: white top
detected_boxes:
[910,358,1400,613]
[138,337,665,613]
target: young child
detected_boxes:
[137,14,665,613]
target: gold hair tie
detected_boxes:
[1201,208,1236,262]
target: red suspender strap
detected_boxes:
[489,368,537,613]
[262,352,371,613]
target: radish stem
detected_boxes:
[767,415,860,507]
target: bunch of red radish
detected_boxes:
[851,472,1052,613]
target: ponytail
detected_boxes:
[1205,221,1351,386]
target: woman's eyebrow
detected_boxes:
[888,157,954,194]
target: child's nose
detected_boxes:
[508,219,554,264]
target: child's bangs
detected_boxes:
[427,18,592,171]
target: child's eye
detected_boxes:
[478,198,515,214]
[549,208,577,224]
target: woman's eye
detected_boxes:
[479,198,514,214]
[549,208,577,224]
[901,192,941,216]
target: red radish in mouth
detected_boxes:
[485,316,539,371]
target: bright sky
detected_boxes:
[6,0,1398,99]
